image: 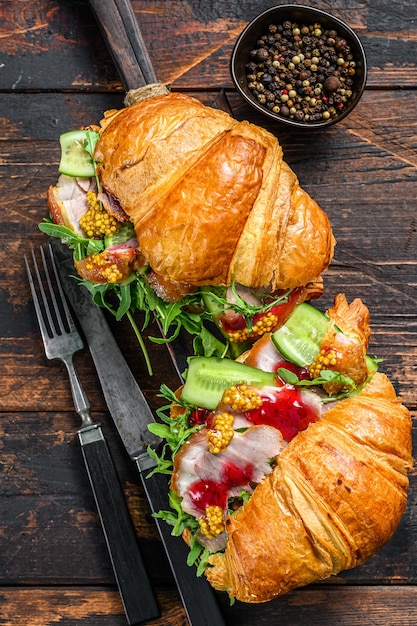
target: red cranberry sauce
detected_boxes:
[248,386,318,442]
[188,407,210,426]
[188,461,253,513]
[189,479,227,512]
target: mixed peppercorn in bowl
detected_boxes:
[231,4,367,128]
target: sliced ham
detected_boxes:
[47,174,96,235]
[47,175,130,237]
[145,271,197,303]
[98,190,130,223]
[226,283,263,307]
[74,238,142,284]
[75,177,95,193]
[172,425,284,519]
[242,333,284,371]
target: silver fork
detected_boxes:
[24,245,159,625]
[25,246,90,426]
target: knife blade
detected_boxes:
[51,239,225,626]
[51,241,161,464]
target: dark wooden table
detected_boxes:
[1,1,416,624]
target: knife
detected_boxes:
[51,239,225,626]
[88,0,157,92]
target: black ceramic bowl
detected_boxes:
[231,5,367,128]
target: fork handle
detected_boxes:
[65,357,159,622]
[64,358,92,425]
[79,424,160,624]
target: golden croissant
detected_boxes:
[204,372,411,602]
[164,295,412,603]
[93,92,335,295]
[46,91,335,350]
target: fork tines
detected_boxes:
[24,245,83,359]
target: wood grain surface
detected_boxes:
[1,1,416,624]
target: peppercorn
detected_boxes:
[323,76,341,92]
[245,18,359,124]
[255,48,270,62]
[261,73,273,86]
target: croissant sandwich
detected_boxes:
[42,91,335,364]
[151,294,412,603]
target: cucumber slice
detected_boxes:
[181,356,276,410]
[104,222,136,248]
[200,285,226,317]
[272,303,330,367]
[58,130,95,178]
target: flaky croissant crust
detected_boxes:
[205,372,412,603]
[94,92,335,291]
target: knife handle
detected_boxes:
[89,0,158,91]
[138,469,225,626]
[79,425,160,625]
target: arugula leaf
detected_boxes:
[38,221,104,259]
[116,280,133,321]
[204,283,293,332]
[122,274,230,357]
[192,326,229,358]
[228,490,251,512]
[83,129,100,158]
[157,384,184,407]
[153,489,199,536]
[190,539,211,577]
[152,385,202,457]
[83,129,101,193]
[277,367,357,402]
[276,368,299,385]
[277,367,355,388]
[152,490,211,575]
[145,444,173,475]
